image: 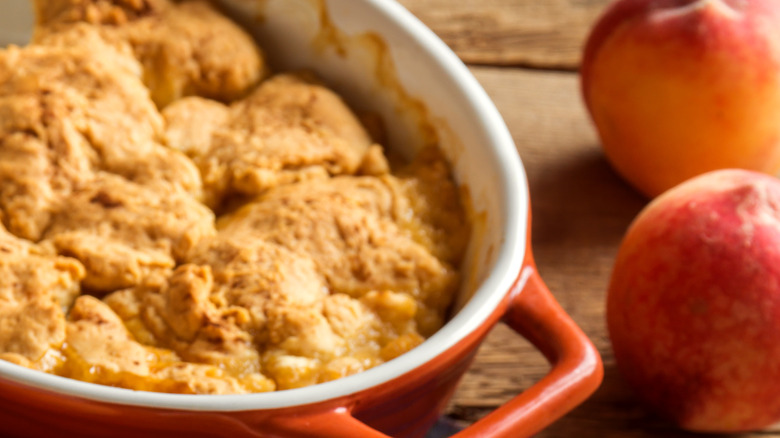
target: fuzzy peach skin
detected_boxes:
[607,169,780,432]
[581,0,780,198]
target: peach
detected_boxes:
[607,169,780,432]
[581,0,780,198]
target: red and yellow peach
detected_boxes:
[582,0,780,198]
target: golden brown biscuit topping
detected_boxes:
[0,0,470,394]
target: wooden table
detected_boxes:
[396,1,780,437]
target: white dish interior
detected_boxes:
[0,0,528,411]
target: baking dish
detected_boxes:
[0,0,603,437]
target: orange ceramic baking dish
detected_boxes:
[0,1,603,436]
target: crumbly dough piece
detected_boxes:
[217,176,459,336]
[162,96,229,157]
[63,295,274,394]
[34,0,267,107]
[0,36,202,239]
[0,225,85,366]
[163,73,379,208]
[25,24,204,195]
[186,236,330,338]
[33,0,170,24]
[187,237,363,382]
[105,234,425,390]
[108,263,263,376]
[41,173,215,293]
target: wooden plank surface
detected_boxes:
[394,1,780,437]
[397,0,613,69]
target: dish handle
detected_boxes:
[450,262,604,437]
[262,261,603,438]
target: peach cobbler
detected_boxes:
[0,0,470,393]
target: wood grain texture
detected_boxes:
[395,0,613,69]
